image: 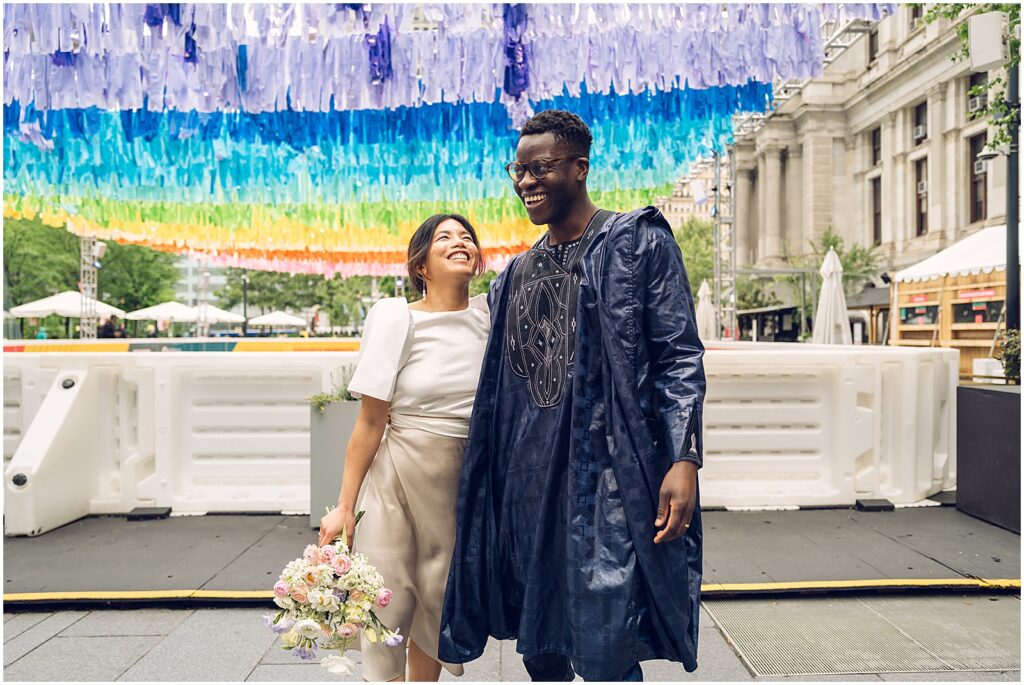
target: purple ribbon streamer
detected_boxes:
[50,51,76,67]
[503,4,529,98]
[365,16,393,86]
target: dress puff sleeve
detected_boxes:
[347,297,413,402]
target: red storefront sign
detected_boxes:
[958,288,996,300]
[909,294,928,303]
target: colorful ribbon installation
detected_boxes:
[3,3,895,275]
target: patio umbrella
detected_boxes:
[247,310,307,327]
[10,291,126,318]
[696,280,718,341]
[125,301,199,322]
[195,303,246,324]
[811,249,853,345]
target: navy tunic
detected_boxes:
[439,207,706,680]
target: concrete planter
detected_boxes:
[956,385,1020,533]
[309,402,360,528]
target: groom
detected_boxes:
[439,110,706,681]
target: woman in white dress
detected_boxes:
[318,214,489,682]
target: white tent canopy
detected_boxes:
[248,310,307,327]
[125,301,199,322]
[195,303,246,324]
[893,225,1006,283]
[811,249,853,345]
[695,280,718,341]
[10,291,126,319]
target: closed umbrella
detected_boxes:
[811,249,853,345]
[10,291,126,318]
[695,280,718,341]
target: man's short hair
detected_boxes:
[519,110,593,159]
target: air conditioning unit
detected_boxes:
[913,125,927,141]
[968,95,988,113]
[973,159,987,175]
[917,181,928,195]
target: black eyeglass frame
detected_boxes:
[504,156,585,182]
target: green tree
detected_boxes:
[3,218,80,307]
[671,216,714,292]
[922,3,1021,150]
[99,242,180,313]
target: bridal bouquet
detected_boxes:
[264,513,402,675]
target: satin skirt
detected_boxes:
[354,423,467,680]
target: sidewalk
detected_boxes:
[3,597,1019,681]
[3,506,1020,680]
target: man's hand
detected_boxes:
[654,460,698,544]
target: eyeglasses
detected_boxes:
[504,157,580,183]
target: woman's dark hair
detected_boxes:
[407,213,484,295]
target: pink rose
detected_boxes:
[273,580,289,597]
[290,586,308,603]
[333,555,351,575]
[376,588,393,608]
[337,623,357,638]
[303,544,321,563]
[321,545,337,563]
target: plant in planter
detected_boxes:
[1001,329,1020,384]
[308,367,358,412]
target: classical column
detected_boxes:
[927,84,948,243]
[735,168,754,266]
[757,152,767,262]
[784,146,804,255]
[880,112,896,249]
[763,146,783,261]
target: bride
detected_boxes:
[318,213,489,682]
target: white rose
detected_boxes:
[273,596,293,609]
[294,618,322,639]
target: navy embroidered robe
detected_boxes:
[439,207,706,680]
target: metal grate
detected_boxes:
[704,595,1020,677]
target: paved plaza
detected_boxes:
[4,596,1020,682]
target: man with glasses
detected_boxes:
[440,110,705,682]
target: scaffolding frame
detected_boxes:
[712,150,738,340]
[79,236,98,339]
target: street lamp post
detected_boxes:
[1005,61,1019,332]
[241,270,250,337]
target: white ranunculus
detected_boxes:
[321,654,356,675]
[294,618,322,639]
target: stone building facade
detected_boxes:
[654,160,719,228]
[732,6,1010,274]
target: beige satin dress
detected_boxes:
[346,296,489,681]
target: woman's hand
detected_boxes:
[319,507,357,549]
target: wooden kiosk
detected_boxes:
[890,225,1007,379]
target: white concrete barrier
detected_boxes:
[701,342,957,507]
[3,343,957,535]
[4,353,358,535]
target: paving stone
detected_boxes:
[60,609,193,637]
[247,663,358,682]
[3,635,158,681]
[3,613,52,642]
[117,608,276,681]
[3,611,88,666]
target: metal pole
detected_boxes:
[242,270,249,336]
[1006,61,1020,331]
